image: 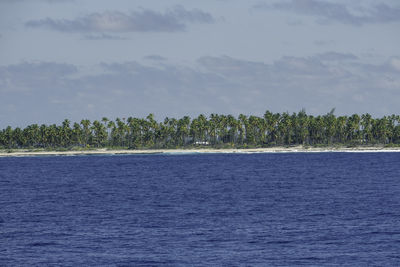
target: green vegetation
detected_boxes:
[1,110,400,150]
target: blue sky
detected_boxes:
[0,0,399,127]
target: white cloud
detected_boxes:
[143,55,167,61]
[82,33,127,40]
[1,54,400,127]
[25,6,215,33]
[256,0,400,26]
[313,52,358,61]
[389,57,400,72]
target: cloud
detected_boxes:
[143,55,167,61]
[314,40,335,46]
[198,56,270,78]
[3,61,77,76]
[25,6,215,33]
[1,54,400,127]
[313,52,358,61]
[0,62,79,126]
[389,57,400,72]
[44,0,74,3]
[82,33,127,40]
[356,56,400,74]
[256,0,400,26]
[1,0,74,3]
[0,62,77,93]
[197,54,400,115]
[0,60,227,127]
[286,18,303,26]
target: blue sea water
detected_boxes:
[1,152,400,266]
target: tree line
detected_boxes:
[1,110,400,149]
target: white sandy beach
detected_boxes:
[1,146,400,157]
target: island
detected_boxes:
[1,110,400,156]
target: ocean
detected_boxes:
[1,152,400,266]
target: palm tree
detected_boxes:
[4,126,14,148]
[335,116,347,144]
[177,116,191,146]
[101,117,110,145]
[115,118,128,147]
[387,114,397,144]
[91,120,107,147]
[162,117,177,147]
[238,114,248,145]
[23,124,40,148]
[209,114,219,145]
[127,117,141,148]
[60,119,71,147]
[107,120,116,147]
[294,109,309,145]
[346,114,361,143]
[393,115,400,144]
[217,114,228,144]
[13,127,25,148]
[361,113,373,144]
[323,109,336,144]
[278,112,292,145]
[227,115,238,144]
[146,113,158,147]
[80,119,91,147]
[247,115,259,145]
[71,122,82,146]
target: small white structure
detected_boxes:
[194,141,210,145]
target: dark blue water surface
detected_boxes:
[1,152,400,266]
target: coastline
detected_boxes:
[1,146,400,157]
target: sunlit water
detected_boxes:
[1,153,400,266]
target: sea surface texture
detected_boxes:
[1,153,400,266]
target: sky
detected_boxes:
[0,0,399,128]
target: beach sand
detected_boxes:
[1,146,400,157]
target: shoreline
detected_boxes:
[1,146,400,157]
